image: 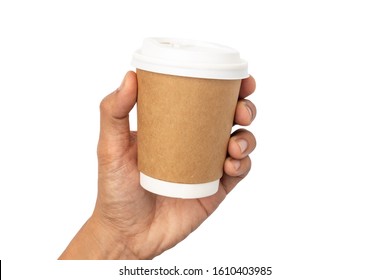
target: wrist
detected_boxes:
[86,215,134,260]
[59,215,138,260]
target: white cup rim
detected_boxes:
[140,172,220,199]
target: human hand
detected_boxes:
[59,71,256,259]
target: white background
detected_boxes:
[0,0,389,279]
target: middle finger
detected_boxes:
[234,99,257,126]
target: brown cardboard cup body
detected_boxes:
[137,69,241,195]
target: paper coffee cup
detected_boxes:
[132,38,248,198]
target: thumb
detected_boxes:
[99,71,137,143]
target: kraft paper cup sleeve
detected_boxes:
[137,70,241,180]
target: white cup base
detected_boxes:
[140,172,220,199]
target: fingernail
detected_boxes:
[236,139,248,153]
[231,159,241,170]
[245,102,253,120]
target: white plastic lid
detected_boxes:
[132,37,248,80]
[140,172,219,199]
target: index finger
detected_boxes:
[239,75,256,99]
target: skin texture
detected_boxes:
[59,71,257,260]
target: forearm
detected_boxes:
[58,216,136,260]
